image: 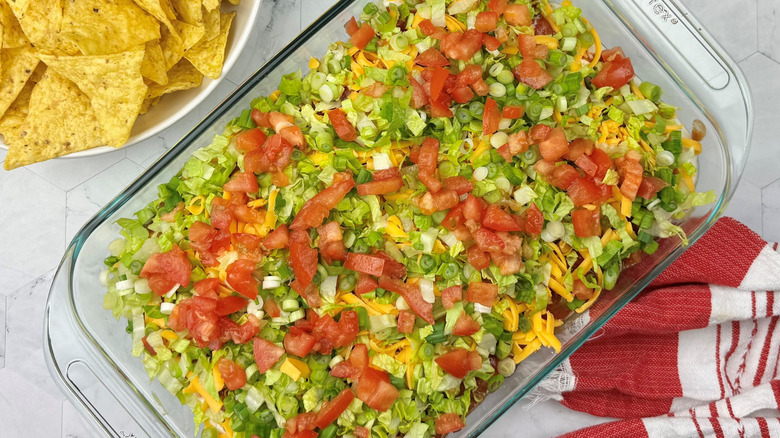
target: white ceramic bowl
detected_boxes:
[0,0,262,158]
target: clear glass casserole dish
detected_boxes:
[44,0,753,436]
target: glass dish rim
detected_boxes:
[47,0,754,435]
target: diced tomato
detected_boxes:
[467,245,491,271]
[449,29,483,61]
[590,148,613,181]
[483,34,501,51]
[409,77,429,110]
[482,204,524,232]
[517,34,536,58]
[506,131,531,157]
[357,178,404,196]
[524,203,544,235]
[345,16,358,36]
[355,367,399,412]
[513,59,553,89]
[602,46,626,62]
[290,240,318,288]
[435,348,482,378]
[443,176,473,195]
[250,108,271,128]
[462,194,484,222]
[430,67,449,103]
[235,128,267,152]
[378,276,434,324]
[575,154,599,178]
[547,163,580,190]
[441,204,464,231]
[565,138,595,162]
[245,134,293,174]
[457,64,483,86]
[215,295,248,316]
[419,19,443,38]
[263,297,281,318]
[475,12,498,32]
[397,310,416,334]
[349,343,368,370]
[226,259,258,299]
[573,279,595,300]
[234,232,263,262]
[417,189,458,215]
[592,56,635,90]
[350,22,374,50]
[332,310,360,348]
[223,172,258,193]
[345,253,386,277]
[329,108,357,141]
[253,338,284,374]
[572,209,602,238]
[189,221,230,267]
[140,245,191,296]
[502,105,525,119]
[451,86,475,104]
[217,314,261,347]
[208,197,233,230]
[504,3,532,26]
[533,14,555,35]
[530,124,552,143]
[287,412,317,435]
[430,100,453,118]
[355,274,378,295]
[636,176,668,200]
[217,358,246,390]
[539,127,569,161]
[618,157,644,201]
[315,388,354,430]
[232,204,265,224]
[436,413,466,435]
[354,426,371,438]
[279,125,305,148]
[374,251,407,279]
[487,0,508,14]
[441,286,463,309]
[466,282,498,307]
[440,31,462,57]
[263,224,290,250]
[473,227,505,253]
[416,47,449,67]
[268,112,294,133]
[453,312,480,336]
[290,172,355,229]
[167,296,219,347]
[567,177,602,206]
[285,329,317,358]
[482,98,500,136]
[471,78,490,96]
[193,278,220,299]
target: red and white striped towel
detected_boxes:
[539,217,780,437]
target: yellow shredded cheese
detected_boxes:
[445,15,466,32]
[340,293,380,316]
[160,330,178,341]
[542,3,561,33]
[549,277,574,302]
[471,140,489,164]
[187,196,206,215]
[572,46,587,72]
[182,375,223,413]
[575,288,602,313]
[682,137,702,155]
[308,57,320,69]
[582,18,602,69]
[411,12,424,29]
[631,81,645,100]
[213,365,225,392]
[513,339,542,364]
[680,168,695,192]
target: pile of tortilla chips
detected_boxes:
[0,0,239,170]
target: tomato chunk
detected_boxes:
[223,172,258,193]
[636,176,668,200]
[140,245,192,296]
[315,389,355,430]
[397,310,416,334]
[475,11,498,32]
[452,312,480,336]
[457,64,483,86]
[567,177,602,206]
[355,274,378,295]
[416,47,449,67]
[466,282,498,307]
[215,295,248,316]
[263,224,290,250]
[539,127,569,161]
[226,259,259,299]
[290,172,355,230]
[482,204,523,232]
[435,348,482,378]
[350,22,375,50]
[504,3,532,26]
[443,176,473,195]
[482,98,500,135]
[345,253,386,277]
[235,128,267,152]
[217,358,246,391]
[436,414,466,435]
[290,238,318,288]
[513,59,553,90]
[524,203,544,235]
[329,108,357,142]
[467,245,491,271]
[253,338,284,374]
[355,368,398,412]
[378,276,434,324]
[592,57,635,90]
[441,286,463,309]
[572,209,602,238]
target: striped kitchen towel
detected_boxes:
[545,217,780,437]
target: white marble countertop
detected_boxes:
[1,0,778,436]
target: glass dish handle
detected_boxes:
[622,0,753,190]
[44,251,155,438]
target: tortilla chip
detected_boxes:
[159,23,184,70]
[12,0,78,54]
[139,95,160,115]
[141,39,168,85]
[175,19,205,50]
[0,64,41,139]
[202,6,220,41]
[184,11,233,79]
[3,0,28,17]
[146,57,202,99]
[170,0,202,26]
[227,0,239,4]
[39,47,147,148]
[0,46,38,118]
[202,0,219,12]
[133,0,179,41]
[0,0,28,49]
[61,0,161,55]
[4,70,105,169]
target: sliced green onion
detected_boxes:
[487,374,505,393]
[561,22,578,37]
[390,34,409,51]
[489,82,506,98]
[455,107,472,123]
[639,81,662,102]
[469,101,484,117]
[281,299,299,312]
[288,309,306,322]
[578,31,595,48]
[488,63,504,77]
[561,37,577,52]
[363,3,378,14]
[496,69,514,85]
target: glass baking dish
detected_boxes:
[44,0,753,436]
